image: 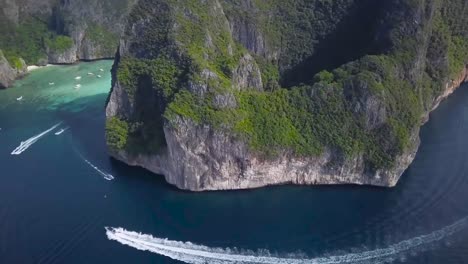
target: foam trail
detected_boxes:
[55,127,69,135]
[106,216,468,264]
[11,123,61,155]
[83,159,114,181]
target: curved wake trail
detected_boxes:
[83,159,114,181]
[11,123,61,155]
[55,127,69,135]
[106,216,468,264]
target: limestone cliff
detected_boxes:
[0,50,26,89]
[106,0,468,191]
[0,0,136,87]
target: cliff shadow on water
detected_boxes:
[280,0,389,87]
[53,93,109,151]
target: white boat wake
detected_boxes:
[55,127,69,135]
[83,159,114,181]
[11,123,61,155]
[106,216,468,264]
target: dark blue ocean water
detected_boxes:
[1,61,468,263]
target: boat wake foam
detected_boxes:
[106,216,468,264]
[11,123,61,155]
[83,159,114,181]
[55,127,69,135]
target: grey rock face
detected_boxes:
[108,112,421,191]
[232,53,263,91]
[213,92,237,109]
[79,38,115,60]
[229,17,267,57]
[47,45,79,64]
[344,76,387,130]
[0,52,17,89]
[106,80,133,119]
[58,0,136,61]
[0,0,55,24]
[0,50,27,89]
[0,0,20,24]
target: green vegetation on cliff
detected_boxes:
[0,18,50,65]
[111,0,468,171]
[106,117,129,151]
[46,35,74,53]
[117,56,182,101]
[86,24,119,55]
[0,18,72,65]
[165,54,416,168]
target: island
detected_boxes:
[106,0,468,191]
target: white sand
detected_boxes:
[27,64,52,72]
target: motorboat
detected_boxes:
[55,127,68,135]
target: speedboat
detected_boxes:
[16,96,23,101]
[87,72,94,75]
[75,76,82,80]
[74,84,81,89]
[99,68,104,72]
[97,75,102,78]
[104,174,114,181]
[55,127,68,135]
[55,129,65,135]
[49,82,55,85]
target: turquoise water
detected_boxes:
[2,61,468,263]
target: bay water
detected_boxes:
[1,61,468,263]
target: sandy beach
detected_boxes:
[27,64,52,72]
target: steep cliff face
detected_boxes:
[106,0,468,191]
[0,50,26,89]
[0,0,136,87]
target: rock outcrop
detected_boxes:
[0,50,27,89]
[106,0,468,191]
[0,51,18,89]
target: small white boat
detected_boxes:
[99,68,104,72]
[104,174,114,181]
[97,75,102,78]
[74,84,81,89]
[16,96,23,101]
[49,82,55,85]
[55,127,69,135]
[87,72,94,75]
[75,76,82,80]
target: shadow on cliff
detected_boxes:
[51,92,178,189]
[281,0,391,87]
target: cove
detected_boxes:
[1,61,468,263]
